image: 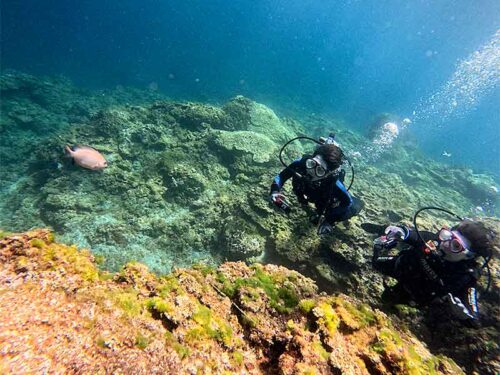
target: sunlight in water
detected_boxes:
[413,29,500,126]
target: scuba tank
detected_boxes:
[318,133,338,146]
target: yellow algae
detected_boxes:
[41,243,99,282]
[314,301,340,336]
[111,288,143,317]
[29,238,45,248]
[298,298,316,314]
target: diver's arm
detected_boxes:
[388,225,437,247]
[371,236,399,277]
[325,180,353,222]
[270,159,301,194]
[447,270,480,321]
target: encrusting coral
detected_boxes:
[0,230,463,374]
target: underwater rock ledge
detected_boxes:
[0,229,462,374]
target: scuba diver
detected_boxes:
[269,133,363,235]
[364,207,494,326]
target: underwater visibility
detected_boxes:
[1,1,499,374]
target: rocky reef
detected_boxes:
[1,229,464,374]
[1,72,499,373]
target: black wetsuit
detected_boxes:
[270,157,362,224]
[372,226,480,321]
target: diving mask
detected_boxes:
[438,228,474,262]
[305,155,329,180]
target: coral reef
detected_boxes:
[0,230,463,374]
[0,72,499,373]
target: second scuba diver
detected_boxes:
[269,136,363,235]
[365,211,494,326]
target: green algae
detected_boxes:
[158,275,182,296]
[218,265,300,314]
[334,297,377,329]
[192,263,215,277]
[173,343,191,359]
[394,304,420,317]
[240,314,257,329]
[189,304,234,347]
[315,301,340,336]
[94,254,105,265]
[193,305,212,326]
[298,299,316,314]
[14,255,30,271]
[112,288,142,317]
[371,327,403,355]
[312,340,330,361]
[231,351,244,366]
[371,326,462,375]
[165,331,191,359]
[0,230,12,239]
[135,333,150,350]
[42,243,99,282]
[29,238,45,248]
[146,297,174,315]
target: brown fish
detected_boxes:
[65,145,108,170]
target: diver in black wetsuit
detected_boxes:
[368,220,494,325]
[269,143,363,235]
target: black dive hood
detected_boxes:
[278,133,355,191]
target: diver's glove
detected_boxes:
[270,192,291,214]
[446,293,475,321]
[384,225,408,240]
[318,221,334,236]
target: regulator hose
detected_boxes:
[412,206,463,249]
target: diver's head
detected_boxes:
[306,144,343,181]
[438,220,492,262]
[314,144,343,169]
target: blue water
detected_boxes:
[2,0,499,175]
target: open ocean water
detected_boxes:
[2,1,499,172]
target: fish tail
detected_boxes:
[64,144,73,156]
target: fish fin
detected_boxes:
[77,145,99,151]
[64,145,74,155]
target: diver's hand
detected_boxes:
[446,293,475,320]
[318,221,334,236]
[270,192,286,205]
[270,193,291,213]
[384,225,406,240]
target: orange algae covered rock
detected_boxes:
[0,230,463,374]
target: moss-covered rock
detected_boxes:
[212,129,278,163]
[0,230,463,374]
[222,95,253,130]
[155,101,229,131]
